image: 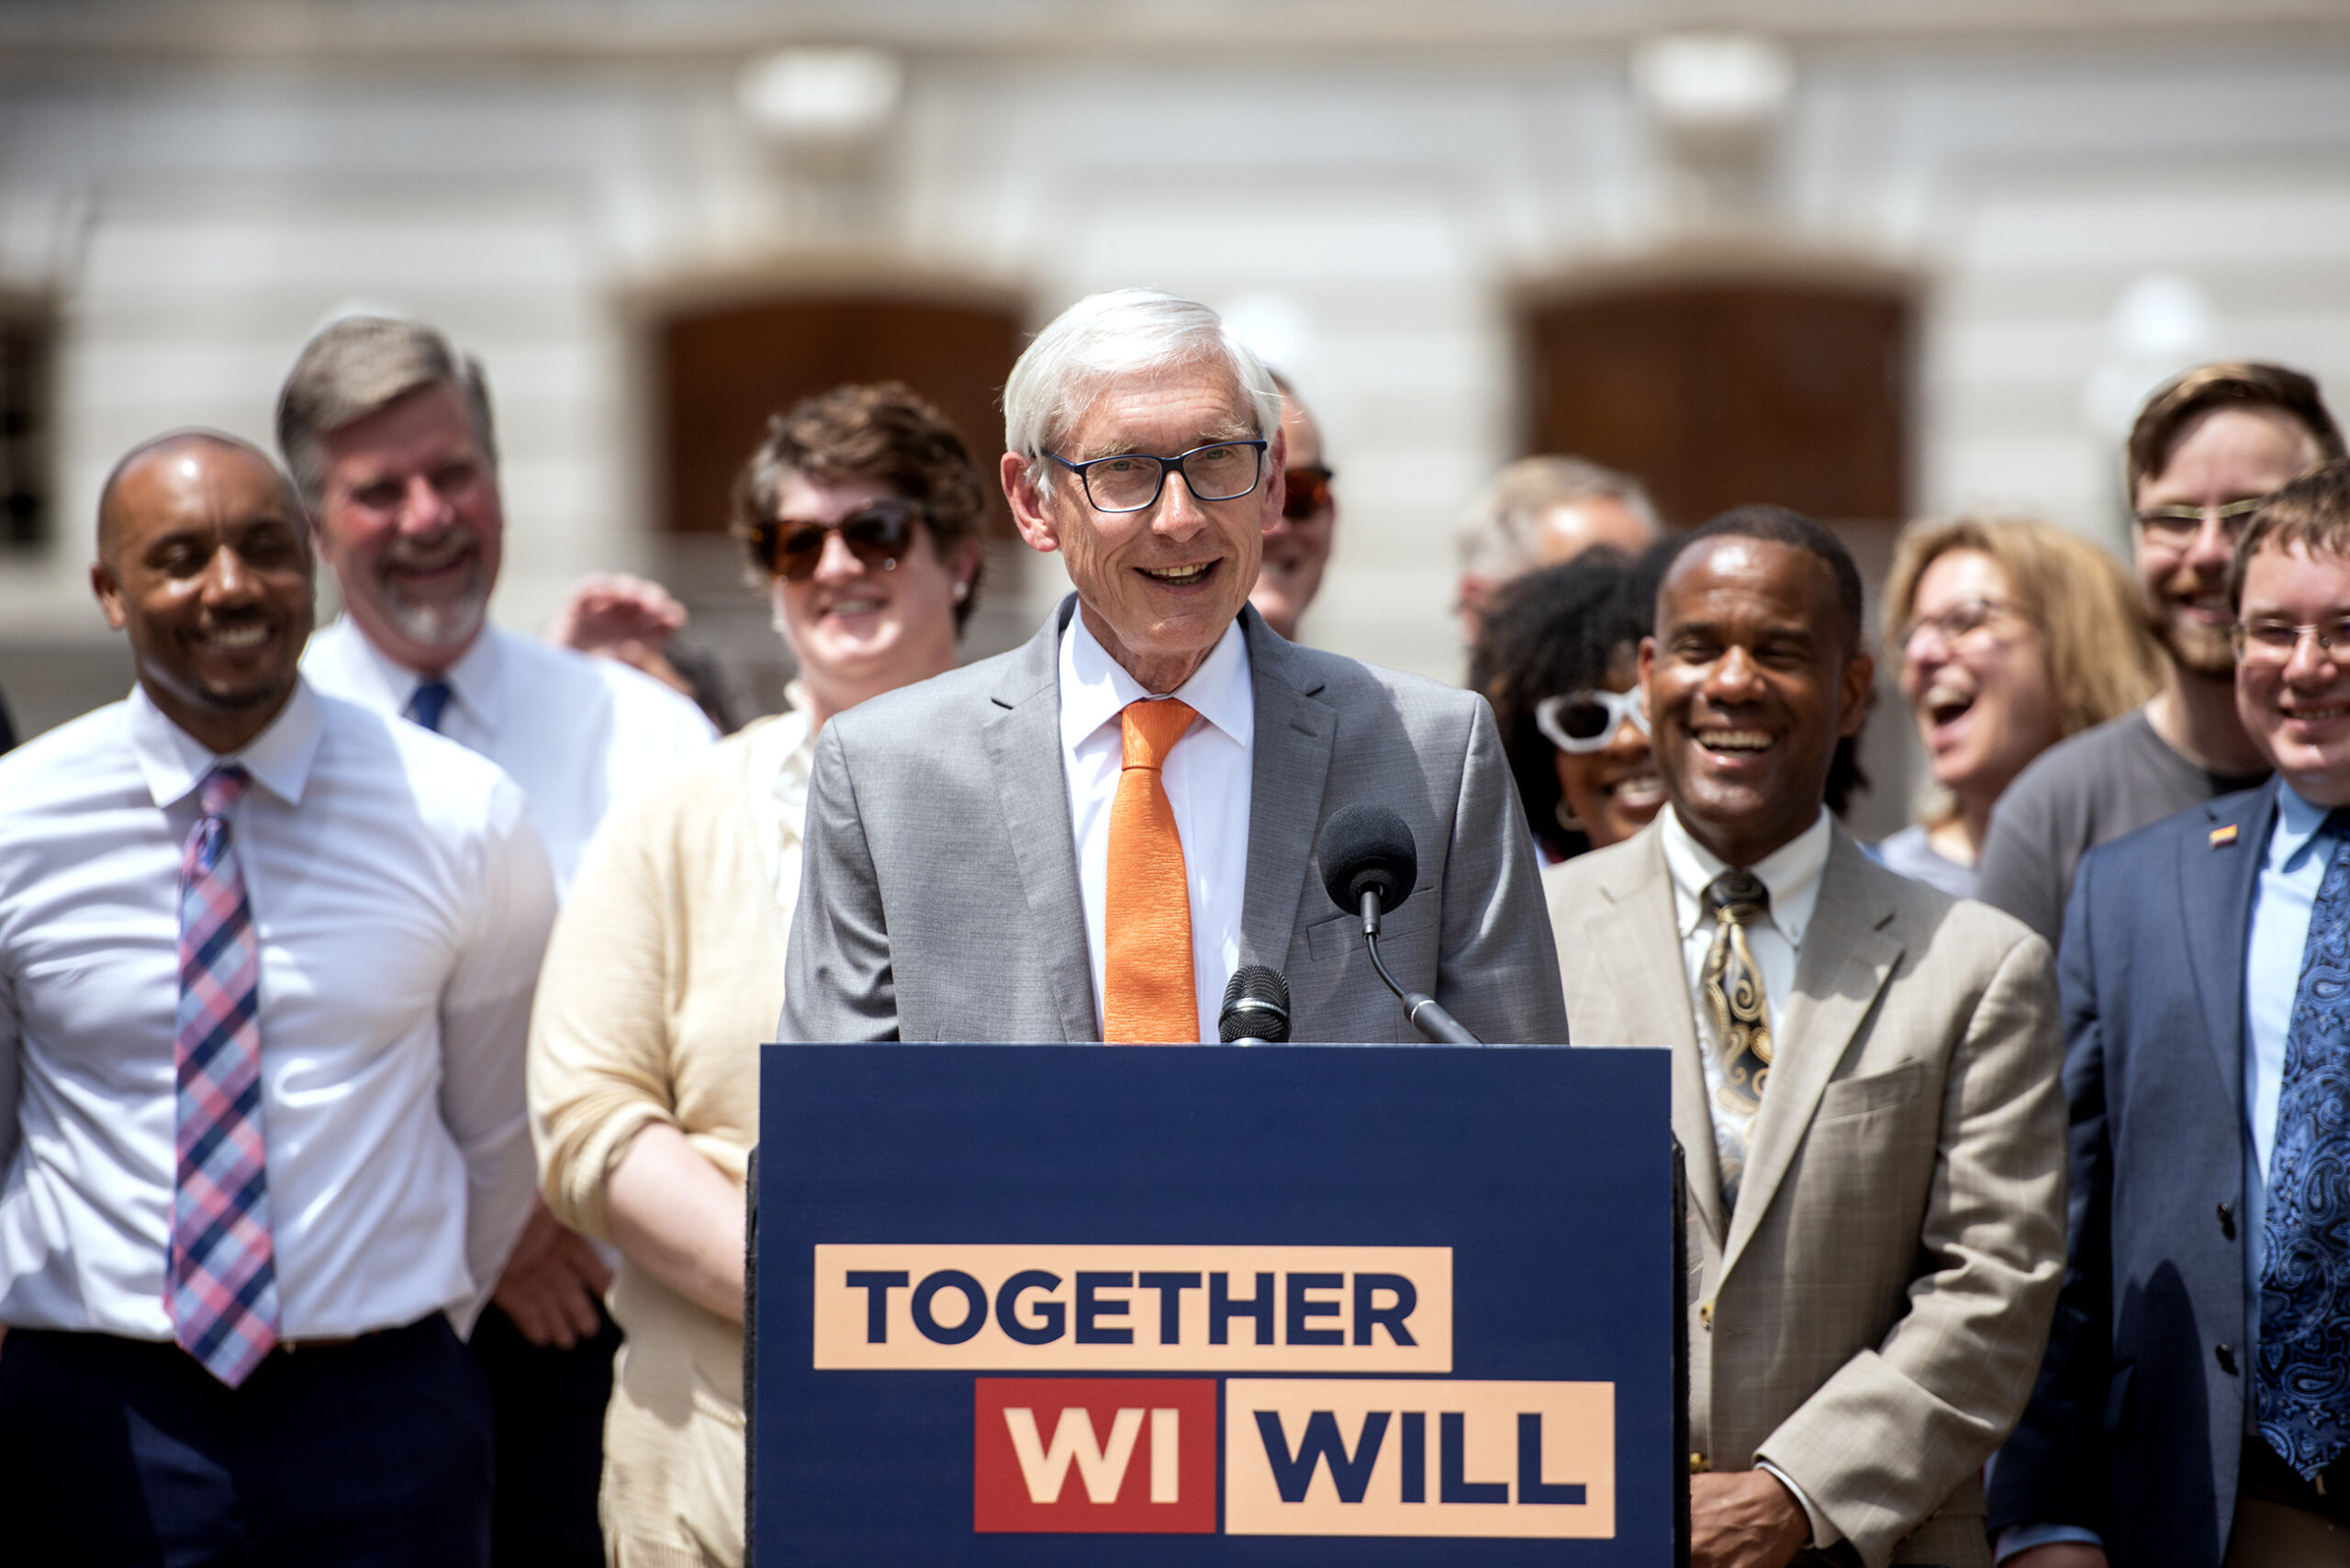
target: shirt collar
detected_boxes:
[2270,778,2338,870]
[1059,611,1254,754]
[328,615,505,732]
[127,677,326,809]
[1658,802,1834,947]
[440,623,506,730]
[766,679,818,807]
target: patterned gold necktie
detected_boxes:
[1700,870,1774,1206]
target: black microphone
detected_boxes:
[1315,805,1483,1046]
[1218,967,1291,1044]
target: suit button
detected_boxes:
[2217,1343,2239,1375]
[2219,1203,2237,1239]
[1690,1452,1710,1474]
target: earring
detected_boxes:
[1554,800,1585,834]
[953,580,970,602]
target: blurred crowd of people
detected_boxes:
[1,286,2347,1568]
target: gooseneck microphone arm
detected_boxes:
[1356,888,1483,1047]
[1315,804,1487,1047]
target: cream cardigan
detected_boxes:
[529,711,809,1568]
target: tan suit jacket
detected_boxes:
[1545,823,2065,1568]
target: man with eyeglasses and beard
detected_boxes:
[782,287,1566,1048]
[1974,364,2344,946]
[1992,459,2350,1568]
[1246,370,1337,644]
[285,316,717,1568]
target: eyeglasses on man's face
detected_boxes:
[2134,496,2266,544]
[2232,615,2350,670]
[1537,688,1651,755]
[1046,440,1269,514]
[755,497,922,581]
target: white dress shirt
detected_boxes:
[1660,804,1832,1194]
[1658,803,1831,1053]
[0,680,556,1341]
[1657,802,1840,1549]
[750,680,818,913]
[302,618,719,892]
[1058,613,1254,1042]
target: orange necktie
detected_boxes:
[1102,698,1199,1043]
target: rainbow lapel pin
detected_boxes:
[2210,823,2240,847]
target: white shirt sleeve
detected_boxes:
[0,957,19,1177]
[436,778,559,1332]
[1754,1460,1841,1550]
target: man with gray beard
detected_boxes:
[285,316,715,1568]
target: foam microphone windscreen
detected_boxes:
[1316,803,1419,914]
[1218,966,1292,1044]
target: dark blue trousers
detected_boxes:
[0,1316,494,1567]
[467,1300,619,1567]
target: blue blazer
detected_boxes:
[1986,779,2281,1567]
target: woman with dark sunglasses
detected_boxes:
[1469,543,1673,863]
[526,382,982,1567]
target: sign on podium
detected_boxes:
[754,1042,1681,1564]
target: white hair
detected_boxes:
[1454,455,1661,578]
[1002,289,1282,499]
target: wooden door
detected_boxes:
[0,299,51,547]
[659,296,1024,538]
[1523,283,1911,530]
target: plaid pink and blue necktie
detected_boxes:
[169,763,280,1387]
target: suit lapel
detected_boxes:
[1238,611,1336,969]
[1583,833,1727,1249]
[2181,780,2277,1117]
[1720,832,1900,1281]
[981,599,1099,1042]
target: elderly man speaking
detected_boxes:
[783,289,1566,1046]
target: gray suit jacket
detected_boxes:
[781,599,1568,1046]
[1546,823,2065,1568]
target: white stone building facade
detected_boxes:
[4,0,2348,826]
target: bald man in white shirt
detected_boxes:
[0,431,554,1565]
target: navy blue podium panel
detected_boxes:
[755,1043,1675,1565]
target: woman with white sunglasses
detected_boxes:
[1470,543,1673,862]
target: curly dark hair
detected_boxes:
[1470,544,1668,861]
[729,381,988,628]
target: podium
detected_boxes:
[754,1043,1682,1564]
